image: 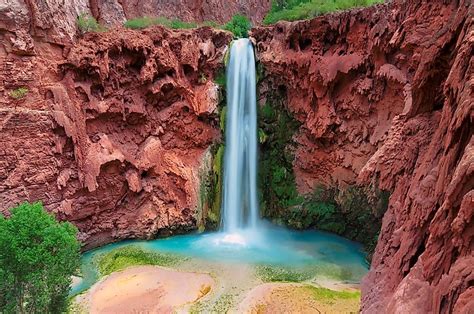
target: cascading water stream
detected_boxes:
[70,36,370,301]
[220,38,259,234]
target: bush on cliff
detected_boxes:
[264,0,385,24]
[77,13,105,33]
[0,202,80,313]
[223,15,251,38]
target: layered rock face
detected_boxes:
[90,0,270,27]
[0,0,268,48]
[252,0,473,313]
[0,25,231,248]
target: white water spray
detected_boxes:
[220,38,259,234]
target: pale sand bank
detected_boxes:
[75,266,214,313]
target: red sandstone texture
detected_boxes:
[0,24,231,248]
[90,0,270,27]
[252,0,473,313]
[0,0,268,48]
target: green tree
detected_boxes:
[0,202,80,313]
[224,15,251,38]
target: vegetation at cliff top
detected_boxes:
[223,15,251,38]
[124,14,251,38]
[94,246,184,277]
[264,0,385,24]
[77,13,106,33]
[0,202,80,313]
[9,87,28,99]
[124,16,199,30]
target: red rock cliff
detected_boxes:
[0,24,231,248]
[0,0,268,48]
[252,0,473,313]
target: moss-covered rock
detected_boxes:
[257,75,388,258]
[258,94,302,218]
[281,185,389,258]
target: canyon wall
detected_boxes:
[252,0,473,313]
[0,22,231,248]
[0,0,268,49]
[0,0,472,312]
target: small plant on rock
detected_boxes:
[77,13,105,33]
[9,87,28,99]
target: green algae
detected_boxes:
[93,246,184,277]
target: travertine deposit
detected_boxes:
[252,0,473,312]
[0,0,472,313]
[0,25,232,248]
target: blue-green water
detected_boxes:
[71,223,368,296]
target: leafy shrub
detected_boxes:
[94,246,183,277]
[223,15,251,38]
[77,13,104,33]
[0,202,80,313]
[9,87,28,99]
[264,0,385,24]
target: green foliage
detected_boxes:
[258,89,387,258]
[223,15,251,38]
[258,128,268,144]
[0,202,80,313]
[77,13,105,33]
[94,246,183,277]
[123,14,251,38]
[9,87,28,99]
[215,69,227,89]
[124,16,197,29]
[219,106,227,131]
[258,97,302,217]
[279,185,388,258]
[198,144,224,230]
[264,0,385,24]
[207,144,225,228]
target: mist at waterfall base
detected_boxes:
[72,223,368,295]
[70,39,368,295]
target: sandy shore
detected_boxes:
[75,266,214,313]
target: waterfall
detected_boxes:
[220,38,259,233]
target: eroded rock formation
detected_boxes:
[252,0,473,313]
[0,25,231,248]
[0,0,269,48]
[0,0,472,312]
